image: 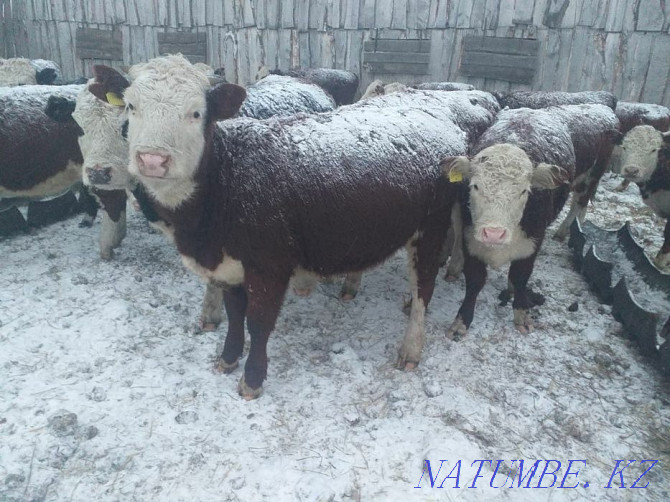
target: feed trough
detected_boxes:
[568,219,670,373]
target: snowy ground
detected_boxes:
[1,175,669,501]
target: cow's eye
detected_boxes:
[127,103,134,111]
[472,184,479,190]
[193,111,201,119]
[521,189,528,195]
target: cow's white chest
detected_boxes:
[643,189,670,218]
[181,253,245,286]
[465,226,537,269]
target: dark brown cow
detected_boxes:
[115,55,499,399]
[268,67,359,105]
[493,90,617,111]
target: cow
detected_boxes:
[440,105,610,338]
[44,64,342,329]
[0,58,61,86]
[115,54,497,398]
[0,84,98,225]
[613,125,670,270]
[413,82,475,92]
[612,102,670,192]
[493,90,617,111]
[266,67,359,105]
[360,80,408,101]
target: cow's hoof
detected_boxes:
[444,273,459,282]
[214,357,239,374]
[395,355,418,371]
[446,317,468,341]
[340,291,356,302]
[653,252,670,271]
[100,249,114,261]
[293,287,313,297]
[613,182,629,193]
[513,309,534,334]
[238,376,263,400]
[552,229,568,242]
[199,321,219,332]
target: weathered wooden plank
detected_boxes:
[221,30,238,83]
[406,0,430,28]
[604,0,626,32]
[277,29,293,70]
[356,0,375,29]
[334,29,347,68]
[428,29,452,80]
[460,63,535,83]
[364,51,431,64]
[451,0,474,29]
[463,36,540,56]
[513,0,535,25]
[342,0,360,29]
[364,39,431,53]
[76,27,123,60]
[481,0,500,29]
[495,0,515,27]
[374,0,393,28]
[565,26,588,91]
[308,0,325,29]
[265,0,279,29]
[345,29,365,80]
[298,31,310,67]
[240,0,256,27]
[206,0,224,26]
[391,0,408,29]
[642,36,670,104]
[294,0,310,30]
[192,0,207,26]
[365,62,430,74]
[578,0,603,27]
[262,29,277,69]
[328,0,342,28]
[621,32,654,101]
[636,0,665,31]
[601,32,621,96]
[462,51,537,71]
[278,0,293,28]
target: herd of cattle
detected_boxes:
[1,54,670,399]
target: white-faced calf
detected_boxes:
[122,54,498,398]
[442,107,575,338]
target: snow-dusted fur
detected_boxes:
[494,90,617,111]
[360,80,407,101]
[0,58,37,86]
[413,82,475,91]
[237,74,335,119]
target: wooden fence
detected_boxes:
[2,0,670,106]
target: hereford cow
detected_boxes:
[119,55,498,398]
[0,58,60,86]
[45,64,340,328]
[0,84,97,224]
[267,67,359,105]
[612,102,670,192]
[613,125,670,270]
[442,106,583,338]
[493,90,617,111]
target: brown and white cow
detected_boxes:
[442,107,577,338]
[0,58,60,87]
[0,84,97,224]
[613,125,670,269]
[120,55,498,398]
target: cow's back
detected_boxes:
[616,101,670,134]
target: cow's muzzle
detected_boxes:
[86,166,112,185]
[478,227,508,245]
[137,152,170,178]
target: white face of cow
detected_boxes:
[442,144,566,246]
[72,80,131,189]
[616,125,664,183]
[0,58,37,86]
[124,56,211,208]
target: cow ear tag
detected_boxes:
[448,170,463,183]
[105,92,125,107]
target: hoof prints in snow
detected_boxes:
[569,218,670,373]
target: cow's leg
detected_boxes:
[95,189,127,260]
[445,202,464,281]
[654,219,670,271]
[447,250,487,340]
[214,285,247,374]
[238,271,289,399]
[509,250,541,334]
[200,282,224,331]
[340,272,362,301]
[291,268,317,296]
[397,225,447,370]
[78,185,98,227]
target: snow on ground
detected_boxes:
[1,174,669,501]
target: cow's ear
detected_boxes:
[441,156,471,183]
[531,163,570,189]
[88,65,129,106]
[36,68,57,85]
[206,83,247,121]
[609,129,624,145]
[45,95,76,122]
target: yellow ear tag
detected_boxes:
[105,92,125,107]
[448,170,463,183]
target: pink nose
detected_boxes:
[138,153,170,178]
[623,166,640,178]
[481,227,507,244]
